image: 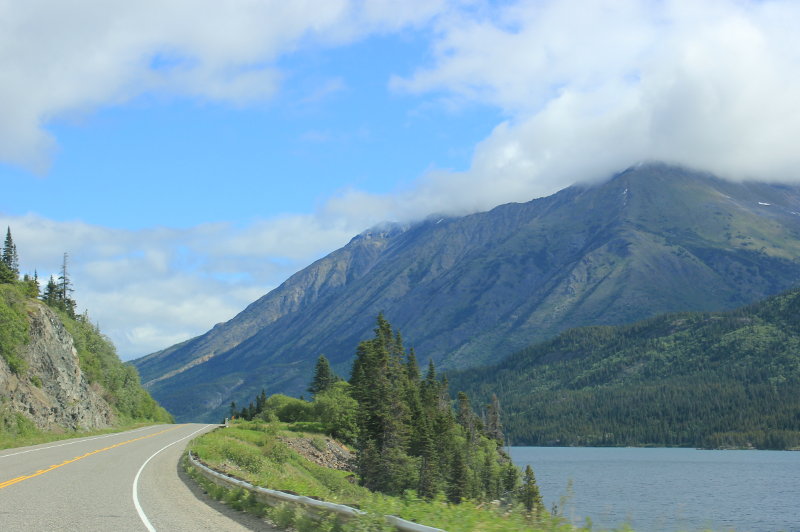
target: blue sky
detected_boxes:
[4,33,500,229]
[3,0,800,359]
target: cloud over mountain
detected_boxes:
[393,0,800,205]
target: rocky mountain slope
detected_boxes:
[1,301,113,431]
[1,284,171,435]
[134,163,800,422]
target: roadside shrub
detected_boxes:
[313,381,359,444]
[261,394,315,422]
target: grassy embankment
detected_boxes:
[187,420,581,532]
[0,417,169,450]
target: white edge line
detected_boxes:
[0,425,160,459]
[132,424,215,532]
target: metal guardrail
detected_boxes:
[187,452,445,532]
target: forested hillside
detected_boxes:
[451,288,800,449]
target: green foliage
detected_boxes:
[452,287,800,449]
[190,423,575,531]
[309,354,340,396]
[0,419,160,450]
[257,394,315,423]
[519,465,544,515]
[21,273,40,298]
[0,260,15,284]
[0,405,38,440]
[224,315,539,510]
[0,284,29,374]
[347,314,529,506]
[312,381,359,443]
[61,312,172,424]
[231,382,359,445]
[1,227,19,281]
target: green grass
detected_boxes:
[189,420,579,532]
[0,284,30,375]
[0,413,169,450]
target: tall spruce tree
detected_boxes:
[2,227,19,278]
[308,355,338,395]
[519,464,544,514]
[349,314,414,493]
[42,276,60,307]
[0,227,19,283]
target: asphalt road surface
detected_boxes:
[0,423,280,531]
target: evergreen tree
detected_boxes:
[448,446,469,503]
[57,253,77,317]
[485,393,505,445]
[349,315,413,493]
[347,314,522,503]
[2,227,19,279]
[405,347,420,382]
[415,413,439,498]
[256,389,267,413]
[308,355,338,395]
[519,464,544,514]
[42,276,59,307]
[457,391,480,443]
[0,260,13,284]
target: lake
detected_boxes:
[510,447,800,532]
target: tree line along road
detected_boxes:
[0,423,279,531]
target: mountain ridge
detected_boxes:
[134,163,800,422]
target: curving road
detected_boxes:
[0,423,279,531]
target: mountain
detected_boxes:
[133,163,800,422]
[1,283,172,440]
[449,286,800,449]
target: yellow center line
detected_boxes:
[0,425,184,490]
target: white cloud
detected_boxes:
[392,0,800,199]
[0,0,446,172]
[0,212,361,359]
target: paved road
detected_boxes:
[0,423,279,531]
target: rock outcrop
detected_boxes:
[0,302,113,431]
[278,435,355,472]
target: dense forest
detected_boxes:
[451,287,800,449]
[0,227,172,424]
[230,315,544,512]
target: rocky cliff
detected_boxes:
[0,301,114,431]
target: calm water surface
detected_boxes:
[510,447,799,532]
